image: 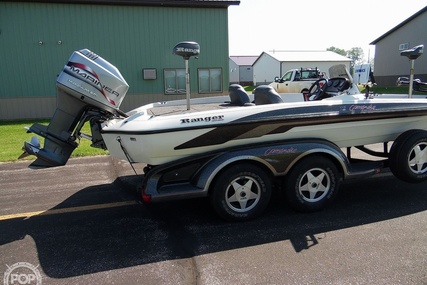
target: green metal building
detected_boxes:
[0,0,239,120]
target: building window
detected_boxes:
[198,68,222,93]
[164,69,186,94]
[399,43,409,51]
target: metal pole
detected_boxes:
[408,59,415,98]
[185,58,190,110]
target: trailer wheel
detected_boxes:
[210,164,271,222]
[389,129,427,183]
[285,155,340,212]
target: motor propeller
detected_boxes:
[18,136,41,159]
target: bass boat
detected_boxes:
[21,48,427,168]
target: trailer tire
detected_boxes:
[210,163,271,222]
[285,155,340,212]
[389,129,427,183]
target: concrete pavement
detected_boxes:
[1,148,427,285]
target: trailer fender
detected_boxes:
[194,153,275,191]
[194,139,351,192]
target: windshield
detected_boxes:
[329,64,353,82]
[281,71,293,81]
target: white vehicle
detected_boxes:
[269,67,326,94]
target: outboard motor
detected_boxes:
[20,49,129,167]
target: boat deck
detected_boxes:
[147,101,243,116]
[143,92,312,117]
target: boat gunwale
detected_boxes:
[100,104,427,136]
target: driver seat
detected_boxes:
[253,85,284,105]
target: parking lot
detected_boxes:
[1,155,426,285]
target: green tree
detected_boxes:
[327,46,346,56]
[346,47,364,70]
[327,46,365,74]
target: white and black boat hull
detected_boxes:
[100,98,427,165]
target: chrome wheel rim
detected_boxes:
[225,176,261,212]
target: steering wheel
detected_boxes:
[307,78,328,101]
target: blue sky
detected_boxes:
[228,0,426,62]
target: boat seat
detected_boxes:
[413,80,427,93]
[228,84,253,106]
[253,85,284,105]
[400,44,424,60]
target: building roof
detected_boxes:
[9,0,240,8]
[230,56,258,66]
[370,6,427,44]
[258,51,350,63]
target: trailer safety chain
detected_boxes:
[116,136,138,175]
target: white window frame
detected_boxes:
[399,43,409,51]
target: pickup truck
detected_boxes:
[269,67,326,93]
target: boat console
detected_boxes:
[322,77,351,96]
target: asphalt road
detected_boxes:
[0,155,426,285]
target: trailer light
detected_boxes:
[142,192,152,203]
